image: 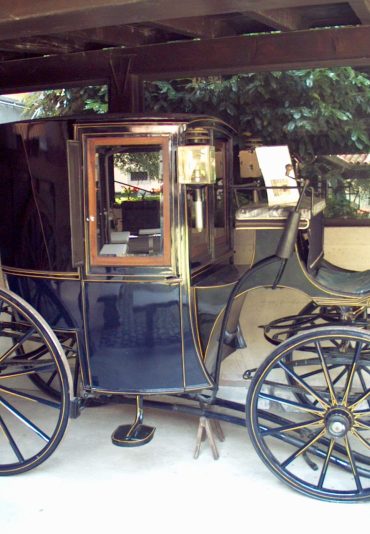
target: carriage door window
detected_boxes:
[86,137,171,266]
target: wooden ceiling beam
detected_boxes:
[150,17,234,39]
[0,0,347,40]
[0,25,369,94]
[0,37,83,56]
[349,0,370,23]
[244,8,306,30]
[0,26,162,58]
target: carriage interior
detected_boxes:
[235,145,370,298]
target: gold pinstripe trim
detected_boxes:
[3,267,80,280]
[83,277,182,284]
[194,281,237,290]
[179,284,187,390]
[192,287,204,359]
[0,386,37,403]
[89,385,213,396]
[235,220,310,230]
[80,279,93,387]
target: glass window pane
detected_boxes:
[188,187,211,261]
[94,144,164,258]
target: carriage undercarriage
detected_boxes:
[2,281,370,502]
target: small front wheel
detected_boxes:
[247,326,370,502]
[0,288,71,475]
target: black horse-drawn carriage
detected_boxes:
[0,113,369,502]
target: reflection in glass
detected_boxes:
[94,145,163,257]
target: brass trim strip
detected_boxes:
[179,285,187,390]
[192,288,204,359]
[89,385,213,396]
[235,221,309,230]
[83,277,182,284]
[194,281,237,290]
[80,279,93,387]
[2,266,80,280]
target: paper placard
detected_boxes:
[255,146,299,206]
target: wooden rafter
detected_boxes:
[0,26,369,95]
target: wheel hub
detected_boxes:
[325,408,352,439]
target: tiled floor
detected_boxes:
[2,287,370,532]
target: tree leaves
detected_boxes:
[145,68,370,162]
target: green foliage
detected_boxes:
[145,68,370,160]
[21,68,370,219]
[114,151,161,181]
[22,85,108,118]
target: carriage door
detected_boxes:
[78,133,190,394]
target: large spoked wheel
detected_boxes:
[0,288,71,475]
[247,327,370,502]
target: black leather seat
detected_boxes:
[304,212,370,295]
[315,262,370,294]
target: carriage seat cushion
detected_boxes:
[315,264,370,295]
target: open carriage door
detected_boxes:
[74,126,212,395]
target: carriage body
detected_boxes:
[0,114,243,396]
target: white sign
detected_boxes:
[255,146,299,206]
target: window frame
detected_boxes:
[86,135,171,267]
[213,140,231,256]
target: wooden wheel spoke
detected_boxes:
[280,428,327,469]
[0,362,57,380]
[0,414,24,462]
[0,395,50,442]
[344,436,363,492]
[315,341,338,405]
[258,391,325,416]
[0,384,60,409]
[356,368,370,409]
[351,428,370,451]
[318,439,335,489]
[342,341,363,406]
[261,418,324,437]
[349,390,370,411]
[299,363,341,381]
[278,359,330,408]
[0,327,36,364]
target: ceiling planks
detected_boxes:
[0,0,350,40]
[244,8,306,30]
[150,16,235,39]
[349,0,370,23]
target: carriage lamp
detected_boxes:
[177,145,216,185]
